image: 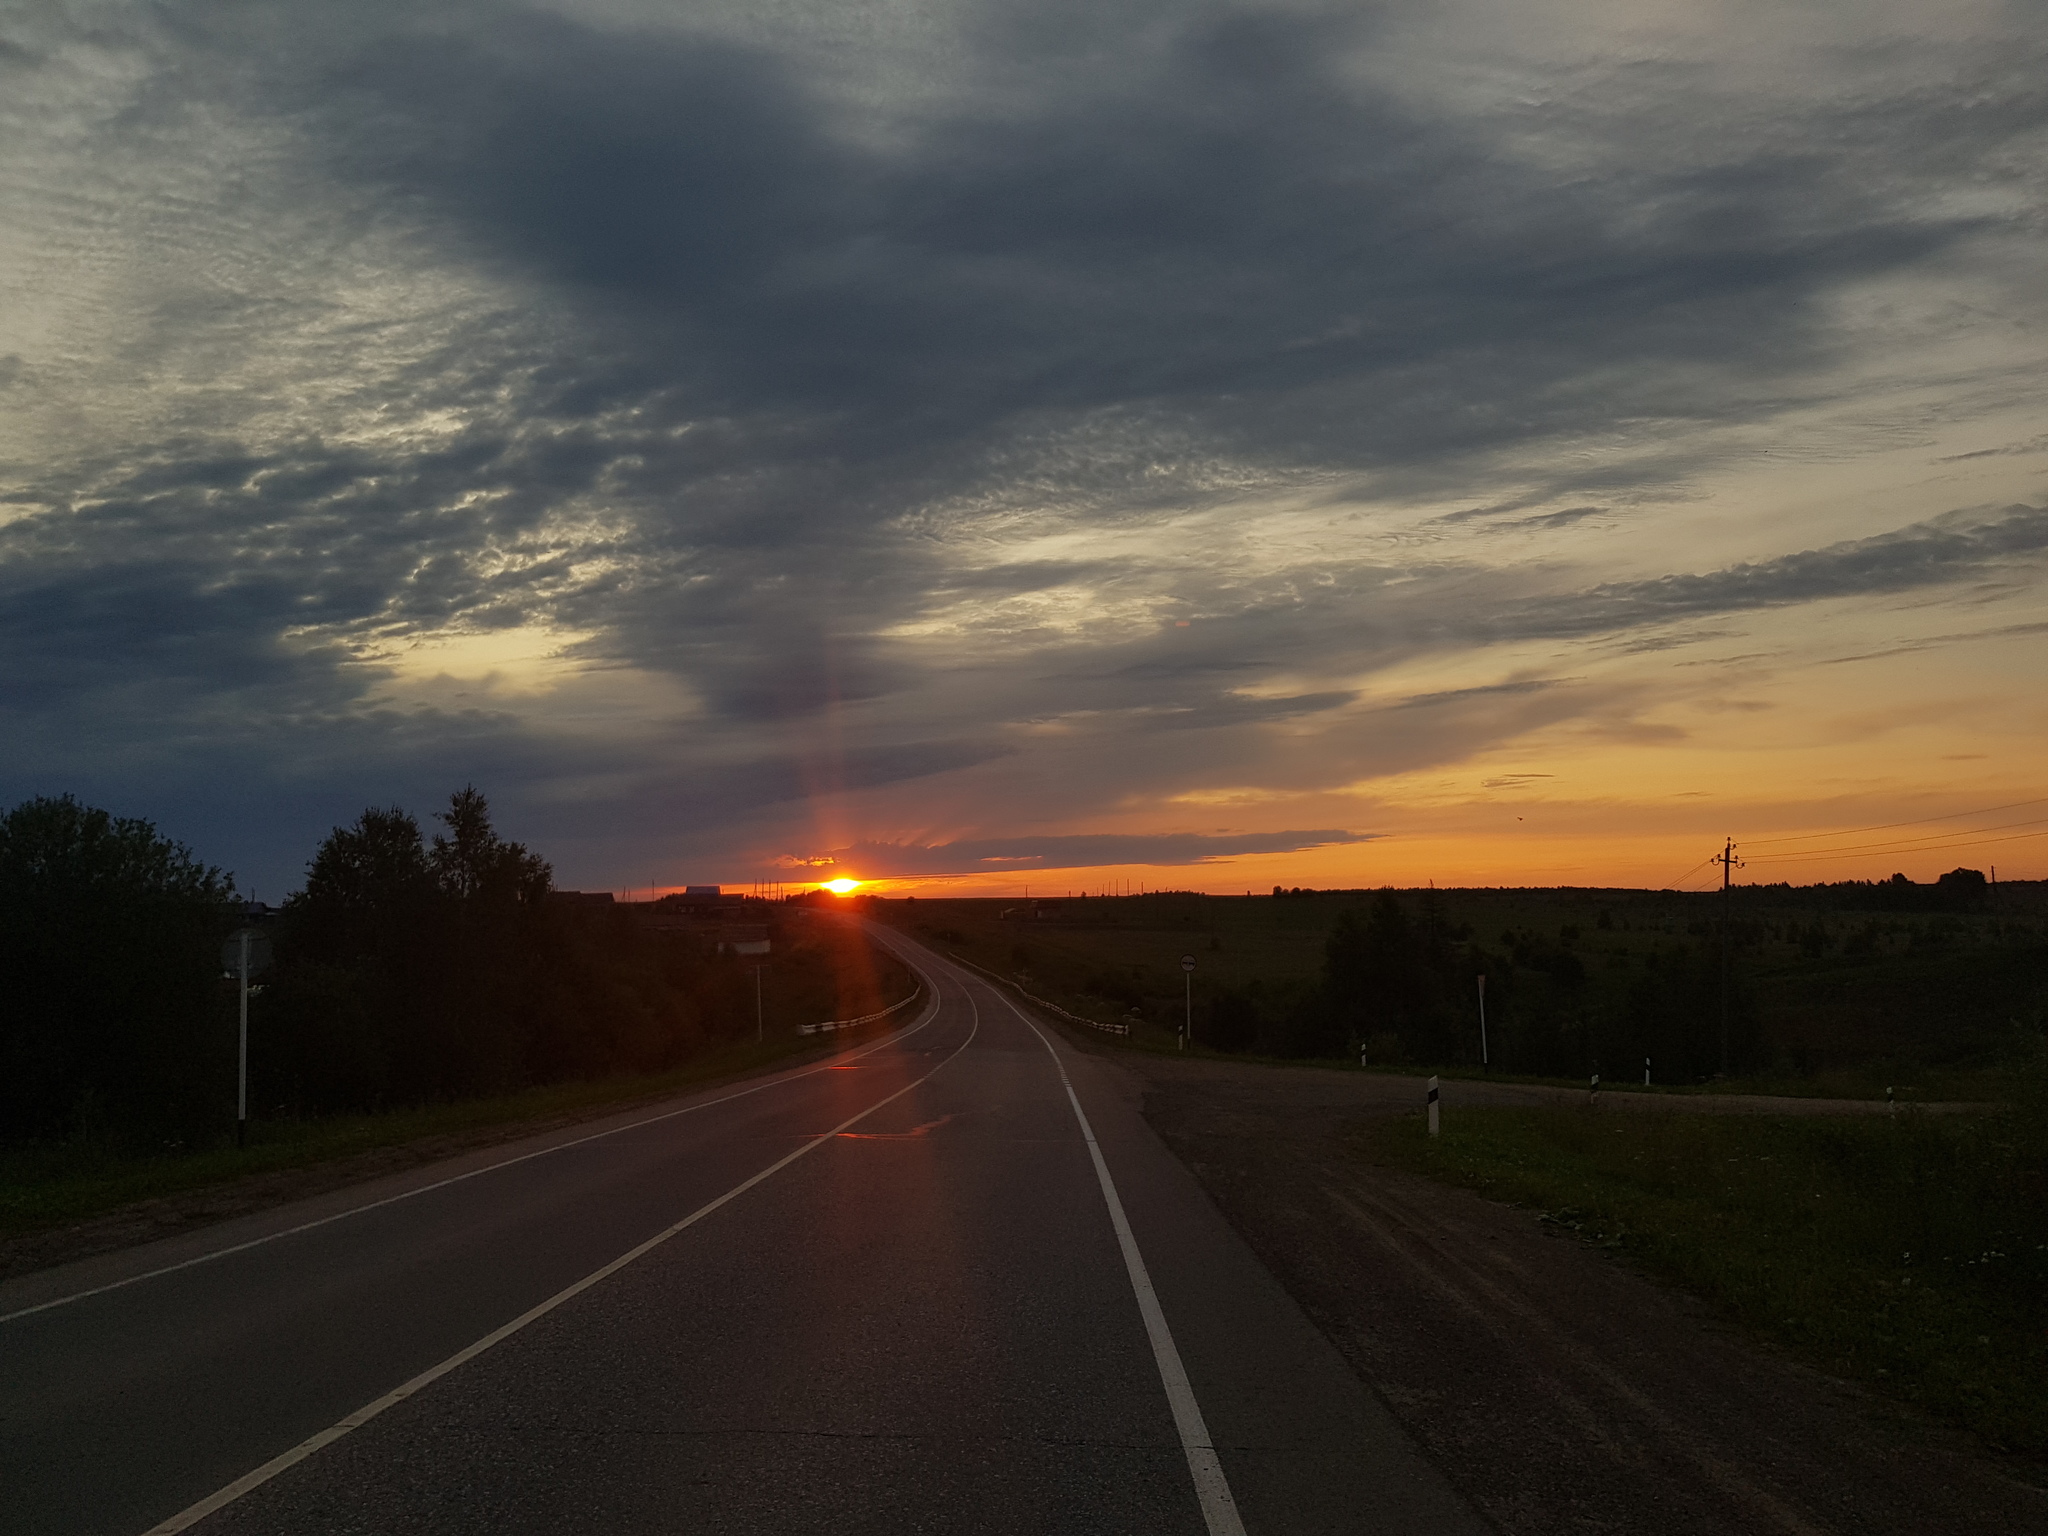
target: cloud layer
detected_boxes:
[3,1,2046,889]
[806,829,1381,879]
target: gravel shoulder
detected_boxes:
[1110,1051,2046,1536]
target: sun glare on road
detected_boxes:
[822,878,861,894]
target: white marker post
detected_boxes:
[1426,1075,1440,1137]
[1476,973,1488,1074]
[1644,1056,1651,1087]
[1180,954,1195,1052]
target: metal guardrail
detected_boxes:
[796,986,924,1036]
[943,952,1131,1036]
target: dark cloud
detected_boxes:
[1937,435,2048,463]
[1511,507,1609,531]
[289,0,1990,493]
[807,828,1380,877]
[1075,690,1361,734]
[1395,680,1562,710]
[1815,617,2048,667]
[649,739,1015,822]
[1491,504,2048,642]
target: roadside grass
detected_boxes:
[1700,1064,2013,1102]
[0,1026,870,1240]
[877,895,2041,1100]
[1023,981,2010,1103]
[1331,1058,2009,1102]
[1360,1099,2048,1458]
[1407,1061,2011,1101]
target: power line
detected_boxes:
[1740,795,2048,848]
[1742,814,2048,863]
[1660,855,1719,890]
[1743,826,2048,867]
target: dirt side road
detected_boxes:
[1116,1054,2045,1536]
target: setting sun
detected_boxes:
[821,878,861,894]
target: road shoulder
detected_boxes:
[1041,1011,1490,1535]
[1107,1045,2048,1536]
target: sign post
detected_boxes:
[237,929,249,1144]
[220,926,272,1148]
[1476,973,1489,1074]
[1180,955,1195,1052]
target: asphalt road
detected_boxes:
[0,925,1482,1536]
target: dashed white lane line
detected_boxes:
[139,974,978,1535]
[1,985,944,1328]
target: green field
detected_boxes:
[873,882,2048,1094]
[1361,1098,2048,1459]
[874,886,2048,1461]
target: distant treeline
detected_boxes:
[1277,868,1998,913]
[1194,889,1761,1078]
[1207,878,2042,1079]
[0,791,907,1148]
[1341,890,1755,1078]
[1741,869,1994,913]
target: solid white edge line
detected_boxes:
[139,957,975,1536]
[2,981,944,1327]
[986,978,1249,1536]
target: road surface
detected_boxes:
[0,925,1480,1535]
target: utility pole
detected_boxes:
[1181,954,1196,1051]
[1716,837,1742,1076]
[752,965,766,1043]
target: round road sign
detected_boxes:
[1181,954,1196,972]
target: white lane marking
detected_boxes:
[138,973,976,1536]
[3,980,944,1328]
[986,978,1249,1536]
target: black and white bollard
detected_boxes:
[1644,1056,1651,1087]
[1427,1074,1440,1137]
[1589,1071,1600,1107]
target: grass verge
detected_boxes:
[0,1027,858,1240]
[1354,1061,2010,1102]
[1360,1102,2048,1459]
[1055,1008,2009,1103]
[967,947,2010,1102]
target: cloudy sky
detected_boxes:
[5,0,2046,897]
